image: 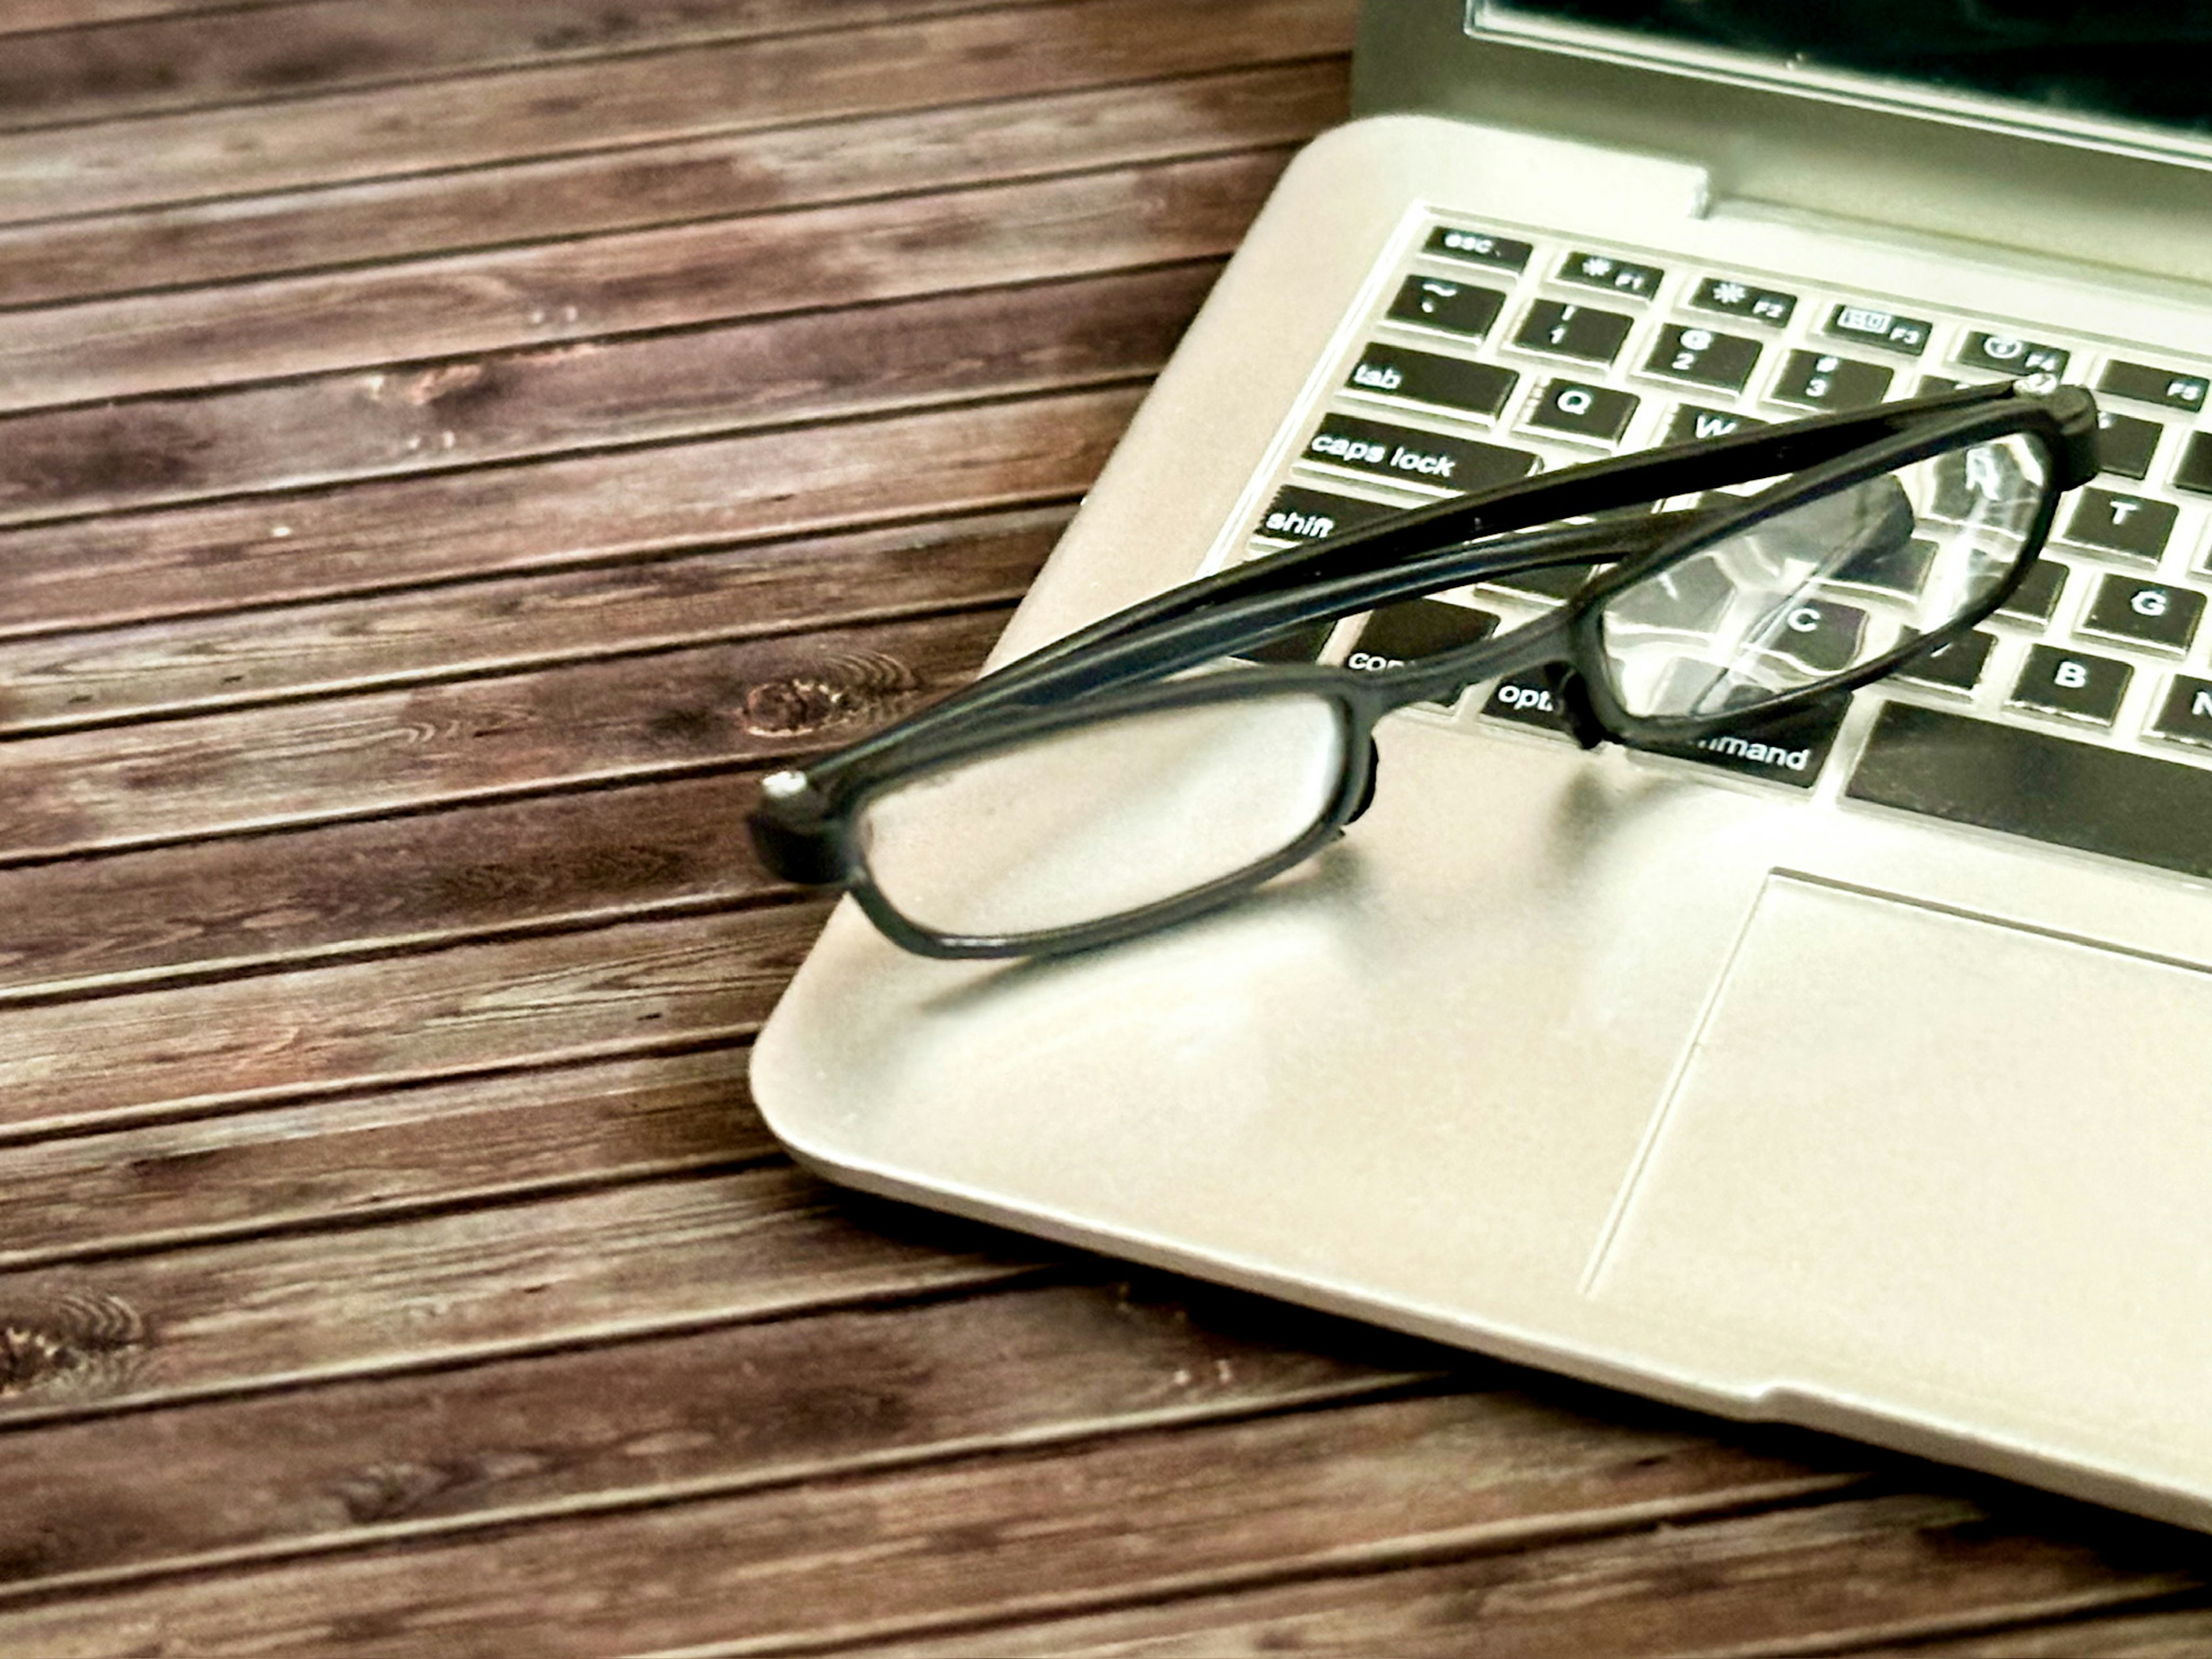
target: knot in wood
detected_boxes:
[0,1291,148,1400]
[740,652,920,738]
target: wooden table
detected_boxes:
[0,3,2206,1652]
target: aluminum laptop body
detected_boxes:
[753,1,2212,1528]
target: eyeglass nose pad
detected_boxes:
[1540,663,1609,751]
[1346,736,1381,824]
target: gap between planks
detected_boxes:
[0,264,1215,528]
[0,60,1344,311]
[0,0,1357,224]
[0,1390,1872,1658]
[0,385,1137,642]
[0,0,1093,135]
[0,149,1294,414]
[0,1275,1458,1603]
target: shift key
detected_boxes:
[1304,414,1538,491]
[1850,701,2212,879]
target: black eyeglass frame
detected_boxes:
[752,381,2099,959]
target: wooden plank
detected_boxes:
[0,3,297,39]
[0,905,827,1142]
[0,506,1062,733]
[0,1277,1444,1592]
[0,63,1342,309]
[1886,1605,2212,1655]
[0,1162,1046,1429]
[0,387,1135,638]
[0,151,1282,413]
[0,0,1356,222]
[0,0,1067,129]
[0,1392,1849,1656]
[0,607,1003,865]
[0,267,1206,526]
[0,767,789,1003]
[2,1047,777,1268]
[841,1493,2203,1659]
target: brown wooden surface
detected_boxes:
[1,3,2206,1653]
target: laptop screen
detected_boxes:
[1471,1,2212,150]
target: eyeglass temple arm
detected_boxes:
[963,514,1698,715]
[980,382,2039,700]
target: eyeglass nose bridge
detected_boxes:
[1539,662,1609,751]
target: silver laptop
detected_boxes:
[753,0,2212,1529]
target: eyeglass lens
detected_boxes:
[855,693,1349,942]
[1594,433,2050,721]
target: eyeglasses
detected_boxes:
[750,381,2100,959]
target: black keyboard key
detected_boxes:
[1917,376,1964,396]
[2079,574,2205,652]
[1526,378,1637,441]
[1753,596,1868,675]
[1641,695,1851,789]
[1559,251,1662,300]
[1232,620,1334,665]
[2171,430,2212,497]
[2150,675,2212,748]
[1304,415,1539,491]
[1346,344,1517,418]
[1386,276,1506,339]
[1254,485,1403,546]
[1895,628,1995,692]
[1995,558,2067,624]
[2099,358,2209,414]
[1826,302,1932,355]
[1482,668,1575,731]
[1833,534,1937,596]
[1664,404,1764,445]
[1929,441,2038,521]
[1689,276,1796,326]
[1346,600,1500,707]
[1643,324,1760,391]
[2062,488,2176,561]
[1959,332,2070,381]
[2094,410,2161,480]
[1771,350,1892,411]
[1512,300,1634,363]
[1423,226,1532,274]
[2010,643,2131,724]
[1850,700,2212,879]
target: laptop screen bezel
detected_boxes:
[1468,1,2212,169]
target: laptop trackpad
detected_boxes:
[1588,873,2212,1466]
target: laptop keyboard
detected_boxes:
[1240,216,2212,883]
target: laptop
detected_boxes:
[752,0,2212,1529]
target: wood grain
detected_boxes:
[0,268,1205,525]
[0,0,1355,222]
[0,905,828,1142]
[1883,1605,2212,1655]
[842,1493,2203,1659]
[0,507,1063,732]
[0,388,1133,638]
[0,151,1284,412]
[2,1047,778,1269]
[0,1277,1444,1591]
[0,3,296,36]
[0,63,1342,309]
[0,608,1005,864]
[0,1393,1851,1656]
[0,768,789,1002]
[0,1164,1045,1429]
[0,0,1069,128]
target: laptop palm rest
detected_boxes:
[1587,872,2212,1492]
